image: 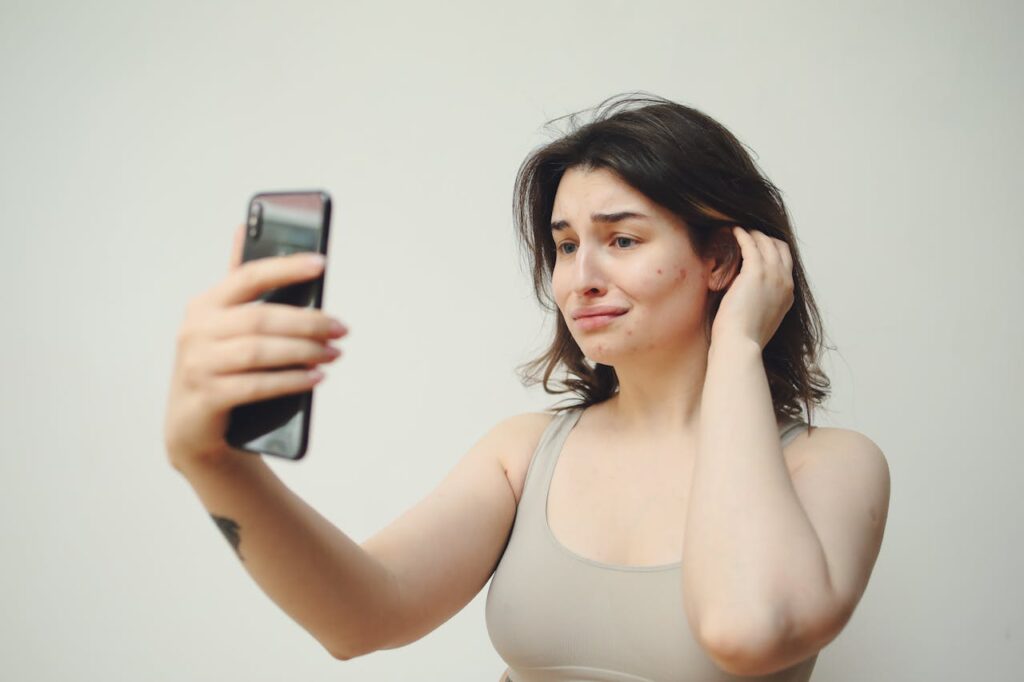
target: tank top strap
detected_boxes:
[779,417,809,448]
[515,406,584,527]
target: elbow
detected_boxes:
[697,609,789,676]
[327,620,401,661]
[328,565,408,661]
[323,616,389,661]
[330,649,359,662]
[700,644,774,678]
[327,607,408,661]
[697,603,841,676]
[330,631,407,661]
[326,638,361,661]
[328,638,375,662]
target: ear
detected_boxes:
[705,225,741,293]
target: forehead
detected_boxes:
[551,167,654,216]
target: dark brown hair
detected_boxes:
[513,92,832,427]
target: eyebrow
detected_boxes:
[550,211,648,232]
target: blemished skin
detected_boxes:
[549,165,725,437]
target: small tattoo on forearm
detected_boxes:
[211,514,243,562]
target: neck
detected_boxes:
[597,333,710,438]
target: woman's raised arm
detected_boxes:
[359,411,551,653]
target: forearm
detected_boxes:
[683,337,833,647]
[173,451,401,660]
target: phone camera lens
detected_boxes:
[247,202,263,239]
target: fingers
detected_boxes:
[736,227,791,270]
[210,251,326,307]
[204,303,346,342]
[732,226,761,272]
[774,236,793,273]
[202,367,326,413]
[746,228,778,267]
[229,223,245,271]
[739,227,794,291]
[174,301,347,418]
[177,331,341,400]
[205,335,341,376]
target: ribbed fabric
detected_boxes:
[486,406,818,682]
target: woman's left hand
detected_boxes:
[709,226,795,350]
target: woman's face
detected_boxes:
[550,166,715,365]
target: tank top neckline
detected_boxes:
[541,406,684,573]
[538,405,807,574]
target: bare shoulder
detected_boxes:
[785,423,889,481]
[487,411,557,506]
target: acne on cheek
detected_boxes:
[653,267,687,282]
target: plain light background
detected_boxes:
[1,1,1020,679]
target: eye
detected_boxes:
[554,235,638,256]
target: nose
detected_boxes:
[571,242,608,297]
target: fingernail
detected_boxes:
[329,319,347,335]
[305,253,326,268]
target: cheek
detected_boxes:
[655,266,688,282]
[642,262,690,296]
[630,263,703,327]
[551,269,568,301]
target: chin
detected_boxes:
[580,345,626,367]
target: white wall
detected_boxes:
[1,1,1020,679]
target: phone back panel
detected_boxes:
[225,190,332,460]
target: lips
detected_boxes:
[571,306,629,320]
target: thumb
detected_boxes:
[228,223,245,271]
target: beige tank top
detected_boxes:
[485,405,818,682]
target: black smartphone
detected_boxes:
[224,190,332,461]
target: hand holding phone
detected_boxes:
[163,191,339,470]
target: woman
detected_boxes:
[164,93,891,681]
